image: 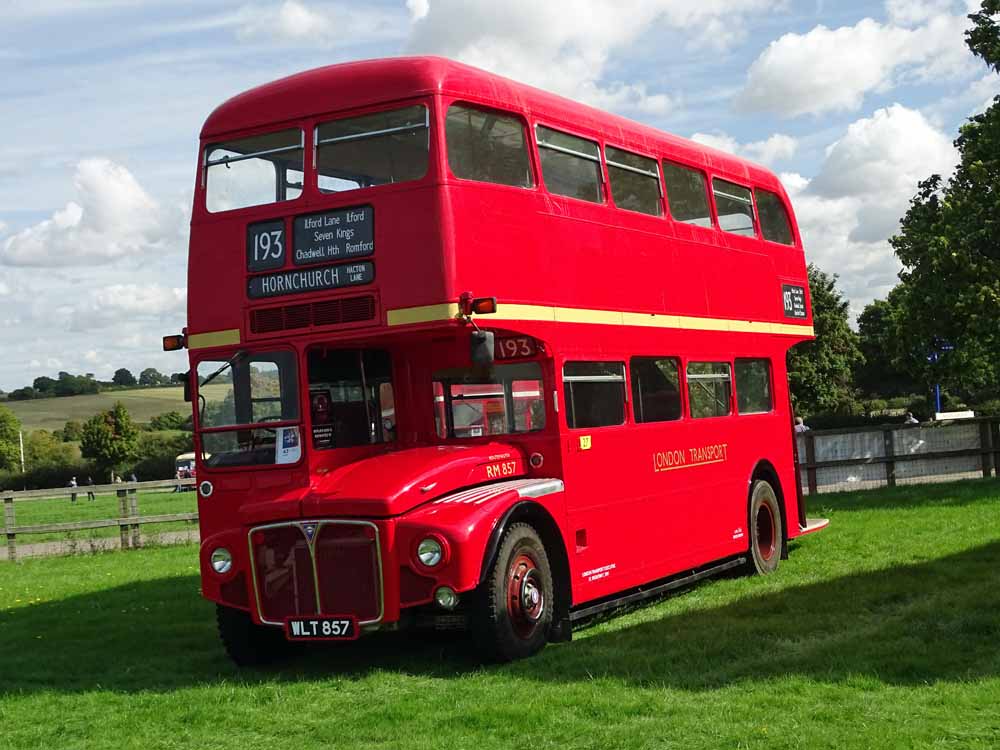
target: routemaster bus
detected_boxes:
[165,56,827,665]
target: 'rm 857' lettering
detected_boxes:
[486,461,517,479]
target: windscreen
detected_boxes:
[196,351,300,467]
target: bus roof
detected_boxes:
[201,56,776,190]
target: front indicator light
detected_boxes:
[210,547,233,574]
[435,586,459,610]
[417,537,444,567]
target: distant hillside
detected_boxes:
[5,387,195,432]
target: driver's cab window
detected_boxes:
[433,362,545,439]
[307,348,395,449]
[194,351,299,468]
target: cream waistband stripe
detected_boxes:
[187,329,242,350]
[386,302,813,336]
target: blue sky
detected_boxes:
[0,0,996,391]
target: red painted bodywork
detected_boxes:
[187,57,815,631]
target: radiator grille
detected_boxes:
[250,295,376,334]
[249,521,383,625]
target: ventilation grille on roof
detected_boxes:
[250,295,376,334]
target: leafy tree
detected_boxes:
[855,289,920,397]
[134,430,194,480]
[32,376,57,394]
[787,264,864,416]
[139,367,168,387]
[60,420,83,442]
[7,387,37,401]
[80,402,139,477]
[889,1,1000,399]
[0,405,21,471]
[54,371,99,396]
[112,368,137,387]
[149,411,189,431]
[24,430,76,468]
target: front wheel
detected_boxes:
[746,479,783,575]
[216,604,292,667]
[473,523,554,662]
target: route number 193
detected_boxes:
[247,220,286,272]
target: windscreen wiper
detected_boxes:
[199,350,247,388]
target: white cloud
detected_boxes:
[236,0,334,42]
[691,131,798,166]
[64,283,186,331]
[786,104,958,316]
[405,0,775,116]
[406,0,429,22]
[0,159,166,267]
[234,0,404,48]
[738,10,976,117]
[885,0,953,26]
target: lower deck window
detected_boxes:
[563,361,626,428]
[736,358,773,414]
[687,361,732,418]
[434,362,545,439]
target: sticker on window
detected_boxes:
[275,426,302,464]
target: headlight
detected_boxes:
[417,537,444,567]
[210,547,233,574]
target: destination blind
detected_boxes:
[248,262,374,299]
[294,205,374,265]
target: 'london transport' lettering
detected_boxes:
[653,443,729,473]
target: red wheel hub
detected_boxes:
[506,553,544,639]
[755,502,776,561]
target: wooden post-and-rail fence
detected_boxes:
[797,416,1000,495]
[2,478,197,562]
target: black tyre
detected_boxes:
[216,604,291,667]
[474,523,554,662]
[746,479,783,575]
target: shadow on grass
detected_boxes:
[810,477,1000,513]
[2,539,998,694]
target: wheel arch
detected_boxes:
[478,501,572,624]
[749,459,789,556]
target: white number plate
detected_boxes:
[284,616,358,641]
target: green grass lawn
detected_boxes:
[11,490,199,544]
[5,384,229,431]
[1,479,999,749]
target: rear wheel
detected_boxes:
[474,523,554,662]
[746,479,782,575]
[216,604,291,667]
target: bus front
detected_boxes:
[170,62,562,664]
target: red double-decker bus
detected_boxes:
[166,56,827,664]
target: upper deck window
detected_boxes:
[662,162,712,227]
[446,104,533,188]
[205,130,303,213]
[713,178,756,237]
[606,147,662,216]
[316,105,429,193]
[536,126,603,203]
[756,189,795,245]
